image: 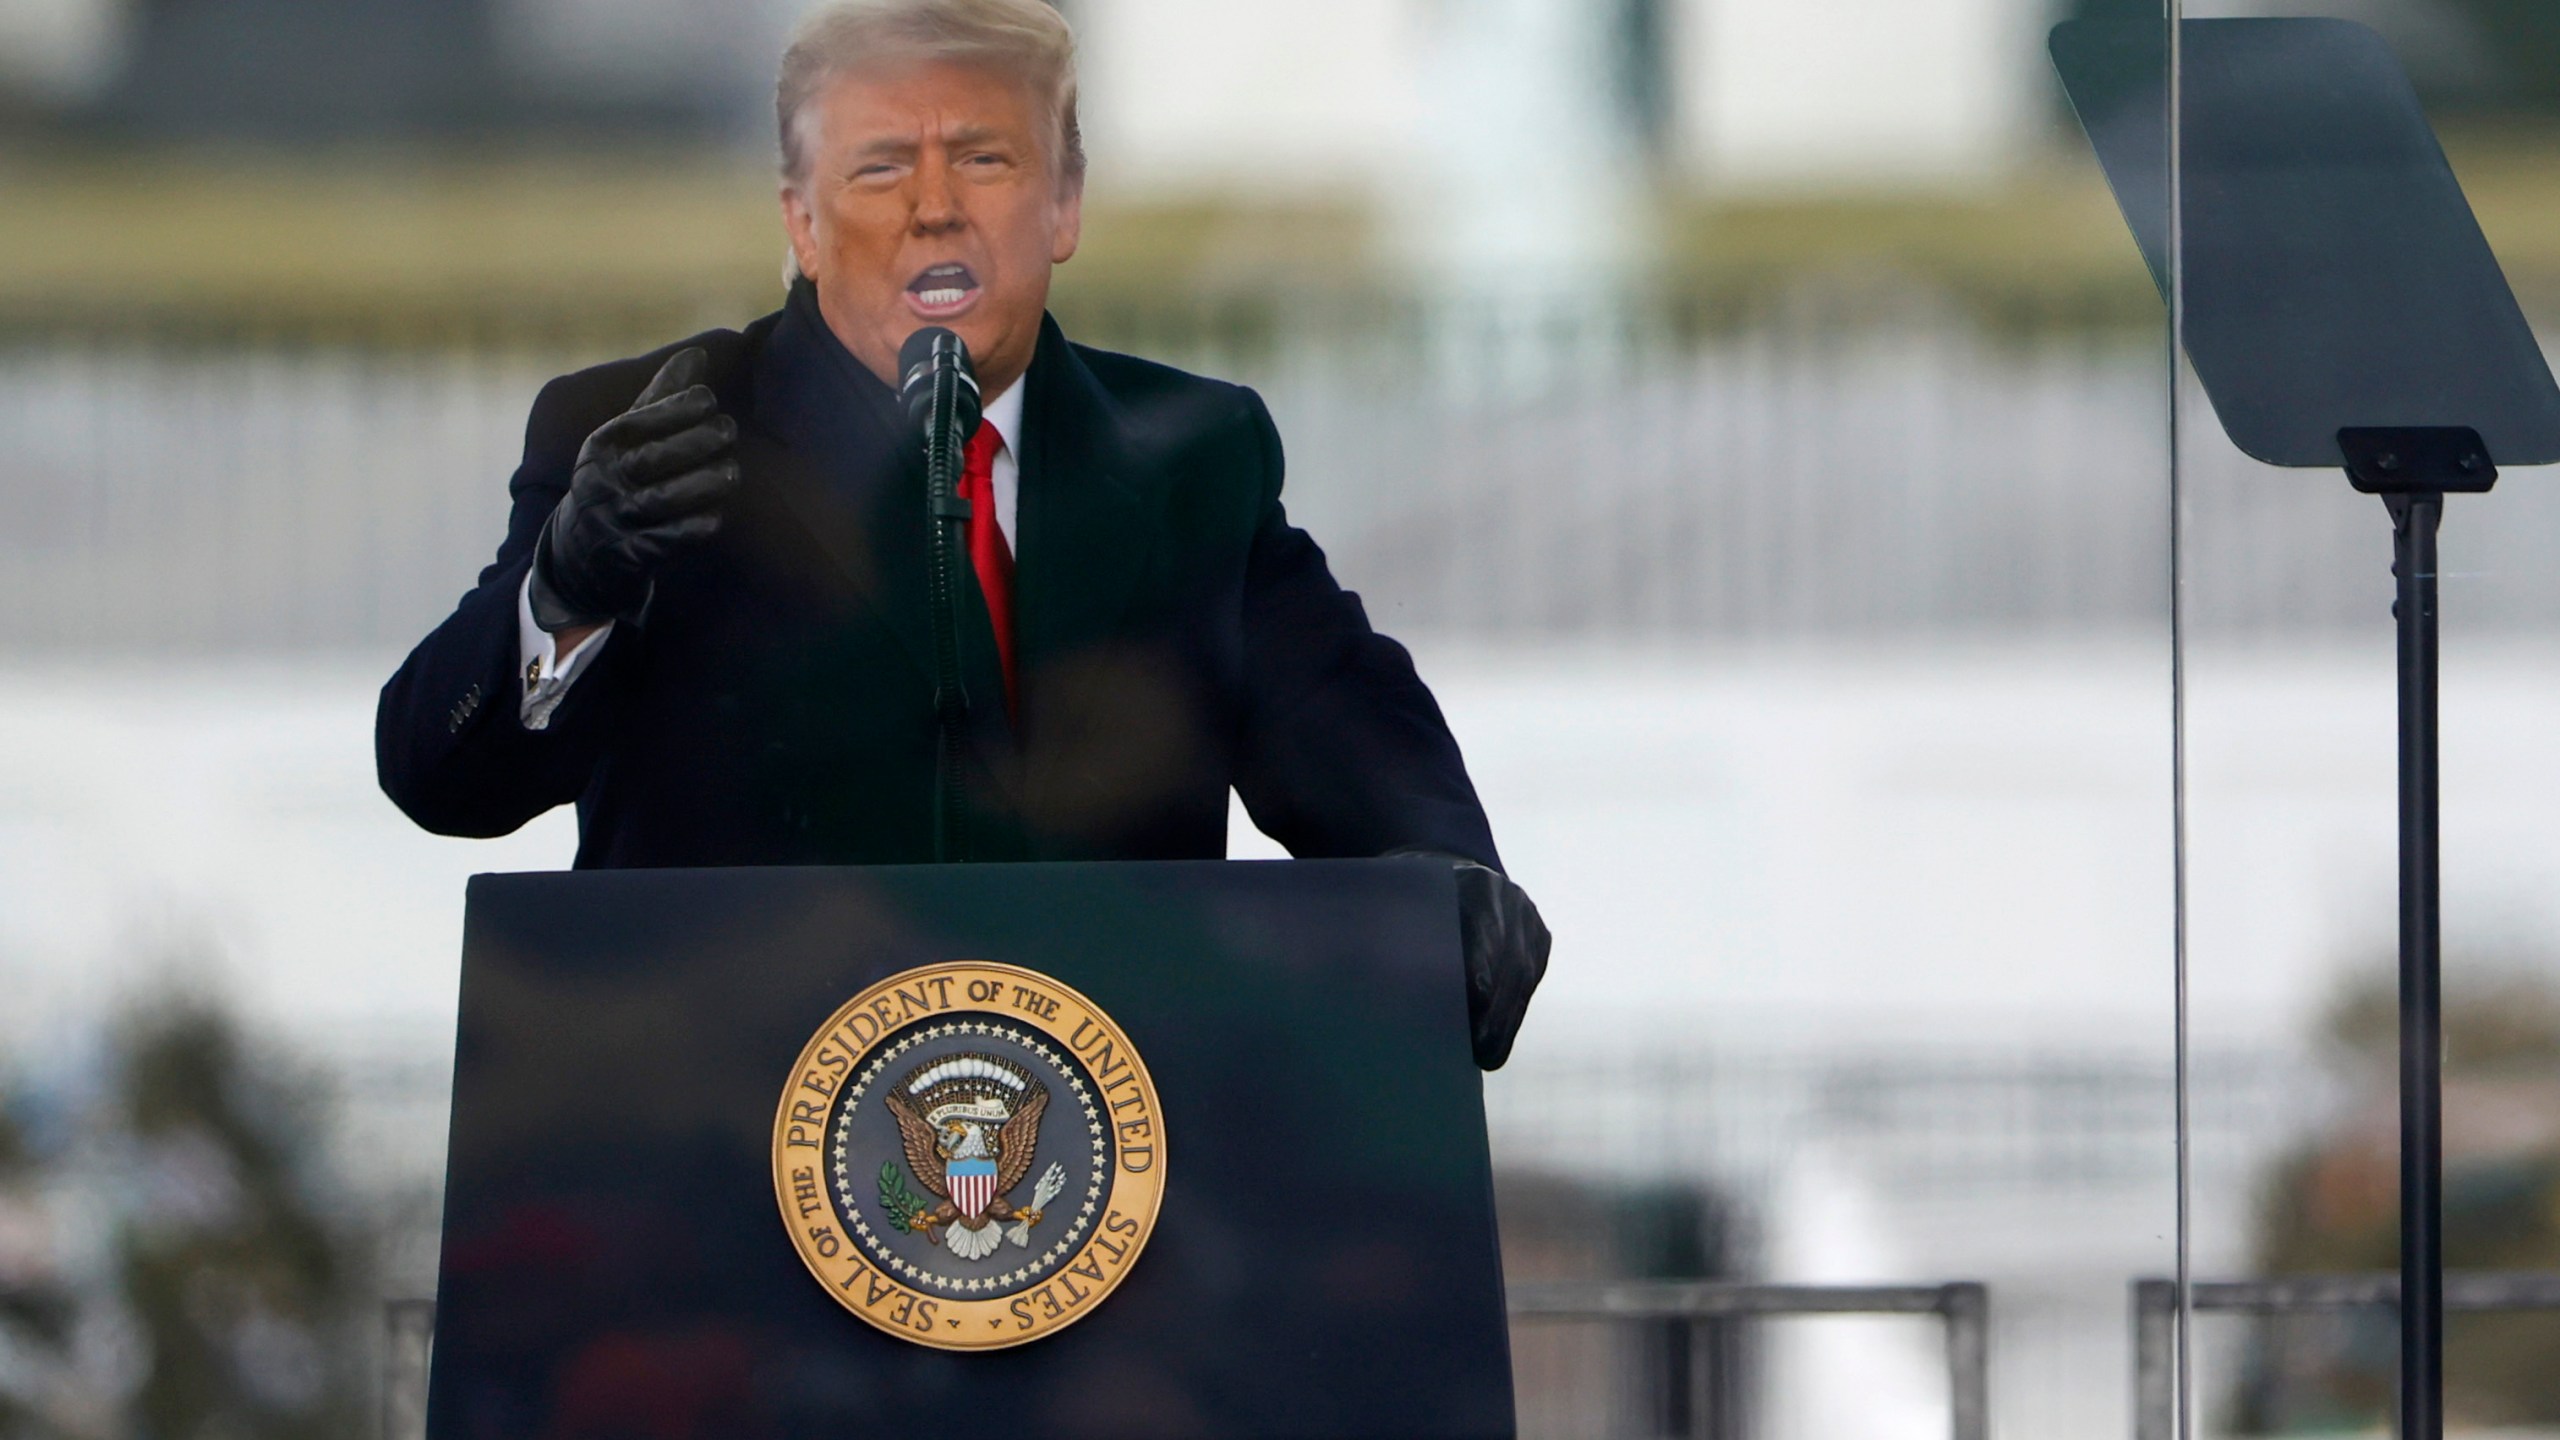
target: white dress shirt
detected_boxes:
[518,379,1024,730]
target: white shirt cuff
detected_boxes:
[516,572,612,731]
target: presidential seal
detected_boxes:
[772,961,1165,1350]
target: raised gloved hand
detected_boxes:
[1394,851,1552,1070]
[527,347,741,631]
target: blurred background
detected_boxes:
[1,0,2558,1435]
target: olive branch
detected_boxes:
[878,1161,927,1232]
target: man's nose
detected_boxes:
[912,153,964,233]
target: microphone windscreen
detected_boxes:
[899,326,961,392]
[898,327,981,440]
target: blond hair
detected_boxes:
[776,0,1084,189]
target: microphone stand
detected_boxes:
[912,339,979,864]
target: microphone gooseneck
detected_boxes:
[899,327,982,864]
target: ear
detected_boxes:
[781,182,824,283]
[1049,174,1084,267]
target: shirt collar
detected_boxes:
[982,378,1025,459]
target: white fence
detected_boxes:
[10,293,2554,654]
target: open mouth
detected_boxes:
[905,262,982,318]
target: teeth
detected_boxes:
[918,288,966,306]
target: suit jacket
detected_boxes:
[376,283,1501,871]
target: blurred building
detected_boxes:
[10,0,791,141]
[0,0,2057,191]
[10,0,2557,179]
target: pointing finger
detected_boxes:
[597,386,721,450]
[631,346,709,409]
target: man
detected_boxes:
[376,0,1547,1067]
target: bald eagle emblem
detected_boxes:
[880,1053,1068,1261]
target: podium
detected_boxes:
[423,858,1516,1439]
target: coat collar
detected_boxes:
[747,282,940,689]
[744,291,1165,722]
[1012,315,1165,677]
[748,285,1026,751]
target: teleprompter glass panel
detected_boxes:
[2164,5,2560,1437]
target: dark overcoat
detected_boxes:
[376,283,1500,870]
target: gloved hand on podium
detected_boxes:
[528,347,742,633]
[1394,850,1551,1071]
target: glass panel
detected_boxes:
[0,2,2182,1436]
[1329,1,2167,1434]
[2171,3,2560,1436]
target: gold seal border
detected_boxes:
[771,960,1167,1351]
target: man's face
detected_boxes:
[783,60,1082,398]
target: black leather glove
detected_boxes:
[527,347,741,631]
[1394,851,1552,1070]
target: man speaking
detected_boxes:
[376,0,1548,1068]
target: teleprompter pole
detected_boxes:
[2343,426,2494,1440]
[2387,488,2444,1440]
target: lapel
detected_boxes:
[745,283,935,690]
[744,283,1018,759]
[1014,317,1165,678]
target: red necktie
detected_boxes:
[956,420,1017,718]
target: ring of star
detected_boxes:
[831,1019,1110,1295]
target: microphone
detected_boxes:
[899,326,983,459]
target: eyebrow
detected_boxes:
[841,124,1020,172]
[845,136,918,168]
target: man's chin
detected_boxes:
[911,315,1036,392]
[824,298,1029,389]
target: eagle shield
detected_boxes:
[883,1054,1052,1258]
